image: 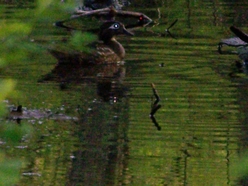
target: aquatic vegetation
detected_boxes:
[0,0,68,185]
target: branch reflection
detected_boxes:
[150,83,161,130]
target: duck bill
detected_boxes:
[123,28,134,36]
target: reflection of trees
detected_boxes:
[68,97,129,185]
[42,51,130,185]
[133,0,248,32]
[221,27,248,185]
[236,82,248,185]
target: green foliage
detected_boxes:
[0,122,32,186]
[69,31,97,53]
[0,123,32,144]
[0,80,15,116]
[0,156,22,186]
[36,0,52,14]
[0,22,34,65]
[0,1,96,184]
[232,151,248,178]
[0,0,70,185]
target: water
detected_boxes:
[1,0,248,185]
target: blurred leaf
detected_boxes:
[232,151,248,178]
[0,80,15,133]
[0,22,31,38]
[69,32,97,53]
[0,21,45,64]
[0,156,22,186]
[231,151,248,178]
[0,123,32,144]
[36,0,53,15]
[0,80,15,101]
[0,58,7,68]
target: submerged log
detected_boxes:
[218,37,247,54]
[73,7,152,22]
[230,26,248,43]
[55,7,152,30]
[218,26,248,54]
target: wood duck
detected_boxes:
[49,21,133,65]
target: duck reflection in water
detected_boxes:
[45,21,133,102]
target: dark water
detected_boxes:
[1,0,248,185]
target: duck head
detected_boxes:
[99,21,134,43]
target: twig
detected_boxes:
[150,115,161,131]
[167,19,178,30]
[73,7,110,17]
[165,19,178,39]
[151,83,160,106]
[150,83,162,130]
[150,105,161,117]
[157,8,161,19]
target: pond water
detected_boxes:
[1,0,248,185]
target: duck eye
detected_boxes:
[110,23,120,29]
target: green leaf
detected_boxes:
[70,32,97,53]
[0,157,22,186]
[36,0,53,15]
[0,80,15,101]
